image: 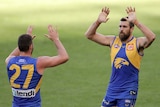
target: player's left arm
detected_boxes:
[5,47,20,64]
[126,7,156,49]
[5,26,35,64]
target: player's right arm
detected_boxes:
[37,25,69,75]
[85,7,115,46]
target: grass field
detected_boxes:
[0,0,160,107]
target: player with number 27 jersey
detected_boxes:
[7,56,42,106]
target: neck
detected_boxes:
[20,52,32,57]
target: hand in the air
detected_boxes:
[26,26,36,39]
[97,7,110,23]
[45,25,59,41]
[126,7,137,24]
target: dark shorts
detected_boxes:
[101,96,136,107]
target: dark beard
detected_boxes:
[119,32,130,42]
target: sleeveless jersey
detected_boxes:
[106,36,142,99]
[7,56,42,106]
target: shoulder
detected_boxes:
[5,56,16,65]
[110,36,120,47]
[36,56,49,67]
[104,35,116,47]
[36,56,52,74]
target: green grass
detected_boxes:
[0,0,160,107]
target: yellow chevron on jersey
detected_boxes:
[110,36,142,70]
[35,78,42,93]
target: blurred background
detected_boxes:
[0,0,159,106]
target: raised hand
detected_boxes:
[126,7,137,24]
[26,26,36,39]
[45,25,59,41]
[97,7,110,23]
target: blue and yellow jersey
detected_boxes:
[7,56,42,106]
[107,36,142,99]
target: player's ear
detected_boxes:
[29,44,33,50]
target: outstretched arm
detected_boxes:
[5,26,34,64]
[85,7,115,46]
[126,7,156,49]
[37,25,69,74]
[44,25,69,62]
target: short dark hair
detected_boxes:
[120,17,134,28]
[18,34,32,52]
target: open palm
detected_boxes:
[126,7,137,23]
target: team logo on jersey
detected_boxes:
[114,57,129,69]
[127,43,134,51]
[16,59,27,64]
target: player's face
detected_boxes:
[119,21,131,42]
